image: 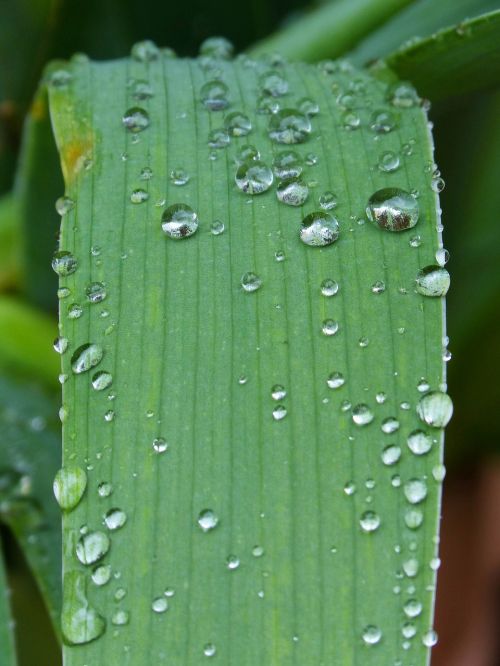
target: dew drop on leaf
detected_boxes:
[152,597,169,613]
[360,511,381,533]
[197,509,219,532]
[52,251,78,276]
[366,188,419,232]
[161,203,199,239]
[224,111,252,136]
[362,625,382,645]
[235,161,273,195]
[122,107,150,133]
[415,265,450,297]
[276,177,309,206]
[76,531,110,565]
[241,272,262,293]
[300,211,339,247]
[71,343,104,375]
[269,109,311,144]
[416,391,453,428]
[61,571,106,645]
[404,479,428,504]
[272,151,303,178]
[200,80,230,111]
[91,371,113,391]
[53,466,87,511]
[352,404,374,426]
[407,430,433,455]
[104,508,127,531]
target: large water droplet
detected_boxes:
[362,625,382,645]
[407,430,433,455]
[417,391,453,428]
[71,343,104,374]
[53,467,87,511]
[300,211,339,247]
[235,161,273,194]
[352,404,374,426]
[269,109,311,144]
[76,531,110,565]
[201,80,229,111]
[415,266,450,297]
[360,511,381,532]
[366,188,419,232]
[276,177,309,206]
[62,571,106,645]
[122,107,150,133]
[404,479,428,504]
[198,509,219,532]
[52,251,78,276]
[161,203,199,239]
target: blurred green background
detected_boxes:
[1,1,499,664]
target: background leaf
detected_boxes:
[0,534,17,666]
[43,51,447,664]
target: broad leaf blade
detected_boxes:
[0,536,17,666]
[384,10,500,100]
[46,54,446,664]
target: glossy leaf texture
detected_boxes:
[44,51,447,664]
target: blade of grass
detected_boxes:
[41,51,446,664]
[248,0,416,61]
[384,10,500,101]
[0,194,22,292]
[0,374,61,634]
[0,535,17,666]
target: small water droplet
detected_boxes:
[378,151,400,173]
[318,191,337,210]
[370,110,396,133]
[388,81,420,108]
[152,597,169,613]
[226,555,240,570]
[235,161,273,194]
[104,508,127,531]
[269,109,311,144]
[272,151,303,178]
[275,250,285,262]
[198,509,219,532]
[405,508,423,529]
[224,111,252,136]
[201,80,229,111]
[71,344,104,374]
[362,625,382,645]
[422,629,438,647]
[327,372,344,389]
[407,430,433,455]
[131,40,159,62]
[298,97,320,116]
[366,188,419,232]
[321,319,339,336]
[208,127,230,149]
[76,531,110,565]
[97,481,112,498]
[381,445,401,466]
[403,598,423,618]
[417,391,453,428]
[130,188,149,204]
[55,196,75,216]
[403,558,419,577]
[53,467,87,511]
[153,437,168,453]
[111,610,129,626]
[300,211,339,247]
[271,384,286,400]
[53,336,68,354]
[352,404,374,426]
[203,643,217,657]
[91,564,111,586]
[320,279,339,296]
[91,371,113,392]
[122,107,150,133]
[276,177,309,206]
[52,251,78,276]
[404,479,428,504]
[360,511,381,532]
[431,176,445,193]
[381,417,399,434]
[260,70,289,97]
[415,265,450,297]
[241,272,262,293]
[161,203,199,239]
[85,282,107,303]
[272,404,287,421]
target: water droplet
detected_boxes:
[203,643,217,657]
[209,219,225,236]
[53,467,87,511]
[91,564,111,586]
[152,597,168,613]
[260,70,289,97]
[404,479,428,504]
[131,40,159,62]
[370,110,396,133]
[362,625,382,645]
[417,391,453,428]
[342,111,361,130]
[388,81,420,108]
[252,545,264,557]
[68,303,83,319]
[415,265,450,297]
[257,95,280,115]
[321,319,339,336]
[320,278,339,296]
[200,37,234,60]
[344,481,356,496]
[405,508,423,529]
[224,111,252,136]
[104,409,115,423]
[198,509,219,532]
[327,372,344,389]
[140,166,154,180]
[55,196,75,216]
[269,109,311,144]
[52,251,78,276]
[407,430,433,455]
[298,97,320,116]
[272,405,287,421]
[122,107,150,133]
[431,176,445,193]
[71,343,104,374]
[403,558,419,577]
[97,482,113,498]
[76,531,110,565]
[235,161,273,194]
[381,445,401,466]
[432,464,446,482]
[130,188,149,204]
[49,69,73,88]
[201,80,229,111]
[352,404,374,426]
[61,571,106,645]
[226,555,240,570]
[371,280,386,294]
[152,437,168,454]
[381,417,399,434]
[271,384,286,400]
[53,336,68,354]
[235,144,260,164]
[111,610,129,626]
[104,508,127,531]
[272,151,303,178]
[241,272,262,293]
[161,203,199,239]
[360,511,380,532]
[366,188,419,232]
[85,282,107,303]
[131,79,154,101]
[318,191,337,210]
[402,622,417,639]
[435,248,450,268]
[276,177,309,207]
[378,151,400,173]
[275,250,285,262]
[91,371,113,392]
[422,629,438,647]
[403,598,423,618]
[300,211,339,247]
[208,127,230,149]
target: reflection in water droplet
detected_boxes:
[235,161,273,195]
[415,266,450,297]
[366,188,419,232]
[417,391,453,428]
[76,531,110,565]
[92,371,113,391]
[153,437,168,453]
[52,251,78,276]
[86,282,107,303]
[71,344,104,374]
[122,107,150,133]
[276,177,309,206]
[104,508,127,530]
[53,467,87,511]
[300,211,339,247]
[161,203,199,239]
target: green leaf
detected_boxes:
[248,0,416,61]
[384,10,500,101]
[349,0,499,64]
[40,52,446,663]
[0,374,61,633]
[0,194,22,292]
[0,535,17,666]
